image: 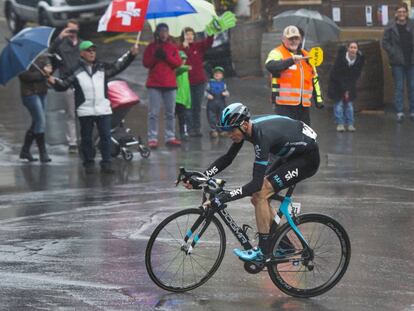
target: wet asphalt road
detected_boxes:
[0,8,414,311]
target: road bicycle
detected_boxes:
[145,168,351,298]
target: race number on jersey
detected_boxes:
[302,123,317,140]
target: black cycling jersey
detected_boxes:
[203,115,318,203]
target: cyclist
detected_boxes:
[184,102,320,261]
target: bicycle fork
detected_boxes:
[182,214,211,255]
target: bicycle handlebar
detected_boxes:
[176,167,226,191]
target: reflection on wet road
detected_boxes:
[0,130,413,310]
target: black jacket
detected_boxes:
[49,36,80,78]
[382,20,414,65]
[328,47,365,102]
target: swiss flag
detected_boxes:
[98,0,149,32]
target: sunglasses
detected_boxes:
[85,48,96,53]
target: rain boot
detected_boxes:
[19,130,38,162]
[35,133,51,163]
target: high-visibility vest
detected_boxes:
[269,44,315,107]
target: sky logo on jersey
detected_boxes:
[205,166,218,177]
[254,145,262,158]
[230,187,243,197]
[285,168,299,181]
[273,175,284,188]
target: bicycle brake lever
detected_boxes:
[176,167,187,186]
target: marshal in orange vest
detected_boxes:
[270,44,316,107]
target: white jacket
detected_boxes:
[54,51,135,117]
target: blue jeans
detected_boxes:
[334,100,354,126]
[79,115,111,167]
[22,94,46,134]
[147,88,177,142]
[188,83,206,134]
[206,98,226,131]
[391,65,414,114]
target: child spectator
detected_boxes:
[175,51,191,141]
[205,66,229,138]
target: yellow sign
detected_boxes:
[308,47,323,67]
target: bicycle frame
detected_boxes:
[184,184,310,256]
[217,208,253,250]
[272,185,311,249]
[183,204,253,252]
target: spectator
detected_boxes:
[179,27,214,137]
[49,19,80,153]
[48,41,138,174]
[175,51,192,141]
[382,2,414,122]
[143,23,182,149]
[328,42,365,132]
[205,66,229,138]
[265,25,323,125]
[18,55,53,163]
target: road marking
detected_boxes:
[103,33,136,43]
[102,33,149,46]
[0,272,122,290]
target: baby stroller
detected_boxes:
[95,80,150,161]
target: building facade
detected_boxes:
[250,0,406,28]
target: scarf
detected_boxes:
[345,52,356,66]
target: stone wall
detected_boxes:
[230,20,266,77]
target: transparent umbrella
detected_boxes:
[147,0,217,37]
[273,9,340,48]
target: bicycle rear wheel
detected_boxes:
[268,213,351,298]
[145,208,226,292]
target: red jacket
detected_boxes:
[179,36,213,85]
[143,40,182,88]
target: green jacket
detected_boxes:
[175,65,191,109]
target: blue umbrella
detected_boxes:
[0,26,55,86]
[145,0,196,19]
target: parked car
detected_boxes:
[4,0,110,34]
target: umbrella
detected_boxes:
[0,26,55,86]
[146,0,196,19]
[273,9,340,48]
[147,0,217,37]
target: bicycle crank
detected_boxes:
[244,261,265,274]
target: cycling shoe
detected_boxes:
[233,247,264,262]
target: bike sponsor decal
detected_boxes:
[273,175,284,188]
[230,187,242,197]
[219,209,248,244]
[205,166,218,177]
[285,168,299,181]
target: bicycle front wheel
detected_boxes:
[145,208,226,292]
[268,213,351,298]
